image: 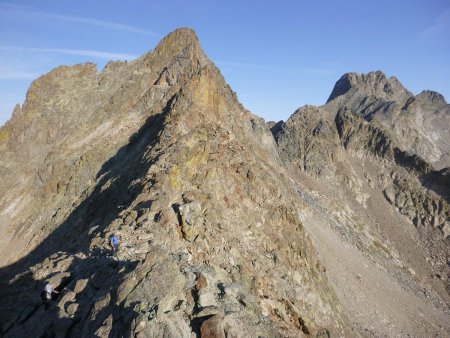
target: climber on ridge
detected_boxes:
[41,282,59,306]
[110,234,119,256]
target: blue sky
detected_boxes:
[0,0,449,126]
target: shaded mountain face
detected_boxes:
[0,29,348,337]
[324,71,450,169]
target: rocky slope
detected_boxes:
[0,29,350,337]
[272,87,450,335]
[1,28,449,338]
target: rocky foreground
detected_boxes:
[0,28,449,337]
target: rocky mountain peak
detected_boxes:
[415,90,447,110]
[152,28,206,64]
[155,28,200,50]
[322,70,449,168]
[326,70,412,104]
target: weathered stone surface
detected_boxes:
[273,105,341,179]
[200,315,226,338]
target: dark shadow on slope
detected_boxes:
[393,149,449,201]
[421,167,450,202]
[334,108,449,201]
[269,120,284,141]
[393,148,432,176]
[0,94,177,337]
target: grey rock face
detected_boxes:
[415,90,447,111]
[273,98,450,327]
[324,71,450,168]
[334,108,449,234]
[273,103,448,238]
[273,105,341,179]
[326,71,413,106]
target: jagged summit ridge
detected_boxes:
[415,89,448,110]
[0,26,251,264]
[1,28,206,141]
[326,70,412,104]
[0,28,348,337]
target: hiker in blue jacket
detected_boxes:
[110,234,119,255]
[43,283,58,301]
